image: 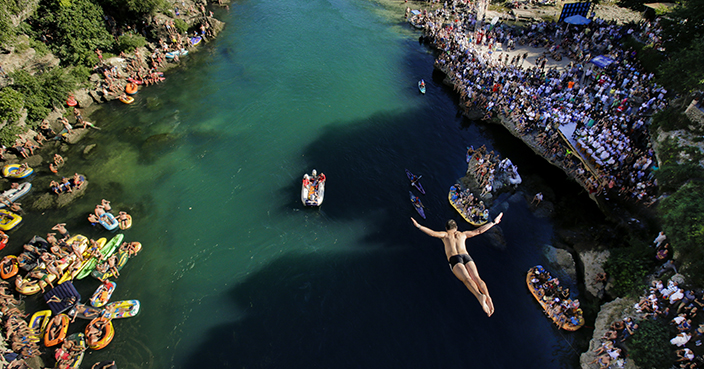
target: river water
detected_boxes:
[10,0,603,367]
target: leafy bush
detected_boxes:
[0,87,25,124]
[173,18,188,34]
[659,181,704,285]
[116,33,146,53]
[649,107,691,132]
[0,124,26,147]
[604,240,654,297]
[658,36,704,93]
[629,319,676,369]
[35,0,114,66]
[9,67,78,124]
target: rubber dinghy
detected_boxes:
[448,185,488,226]
[99,212,119,231]
[301,169,326,207]
[526,266,584,331]
[0,182,31,208]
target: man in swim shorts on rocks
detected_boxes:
[411,213,503,317]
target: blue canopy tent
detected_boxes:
[590,55,615,68]
[564,14,591,24]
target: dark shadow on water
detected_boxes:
[181,250,577,369]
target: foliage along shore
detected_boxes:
[0,0,228,147]
[0,0,229,367]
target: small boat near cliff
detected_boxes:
[526,266,584,331]
[448,185,488,226]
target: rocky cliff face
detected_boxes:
[8,0,40,28]
[579,297,638,369]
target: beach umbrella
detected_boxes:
[563,14,591,25]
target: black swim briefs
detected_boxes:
[448,253,473,268]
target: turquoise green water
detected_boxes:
[10,0,599,367]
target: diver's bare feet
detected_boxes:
[486,295,495,316]
[480,294,492,317]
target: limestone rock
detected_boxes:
[83,144,97,157]
[28,179,88,210]
[23,155,44,168]
[56,180,88,208]
[542,244,576,282]
[580,250,610,298]
[30,193,56,211]
[74,89,93,108]
[533,200,554,218]
[89,90,104,104]
[580,297,638,369]
[486,226,507,250]
[63,128,90,144]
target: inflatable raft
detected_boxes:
[0,255,18,279]
[2,164,33,179]
[0,210,22,231]
[99,212,119,231]
[526,266,584,331]
[301,170,325,207]
[85,317,114,350]
[90,280,116,308]
[125,82,138,95]
[0,182,31,208]
[165,49,188,59]
[105,299,141,319]
[448,185,488,226]
[28,310,52,343]
[44,314,70,347]
[76,234,124,280]
[119,95,134,104]
[119,214,132,230]
[57,333,87,368]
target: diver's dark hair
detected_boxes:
[445,219,457,230]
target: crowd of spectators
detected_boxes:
[408,0,667,204]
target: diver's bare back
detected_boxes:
[442,230,468,259]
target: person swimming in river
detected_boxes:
[411,213,503,317]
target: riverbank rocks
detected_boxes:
[542,244,577,282]
[486,226,507,250]
[63,128,91,145]
[580,250,611,299]
[74,89,94,109]
[28,178,88,211]
[83,144,97,158]
[580,297,639,369]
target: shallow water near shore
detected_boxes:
[9,0,605,367]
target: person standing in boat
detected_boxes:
[411,213,503,317]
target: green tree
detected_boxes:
[604,242,653,296]
[116,33,146,53]
[660,0,704,53]
[36,0,114,66]
[0,87,25,124]
[658,36,704,93]
[629,319,676,368]
[659,181,704,285]
[10,67,78,124]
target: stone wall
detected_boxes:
[685,99,704,128]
